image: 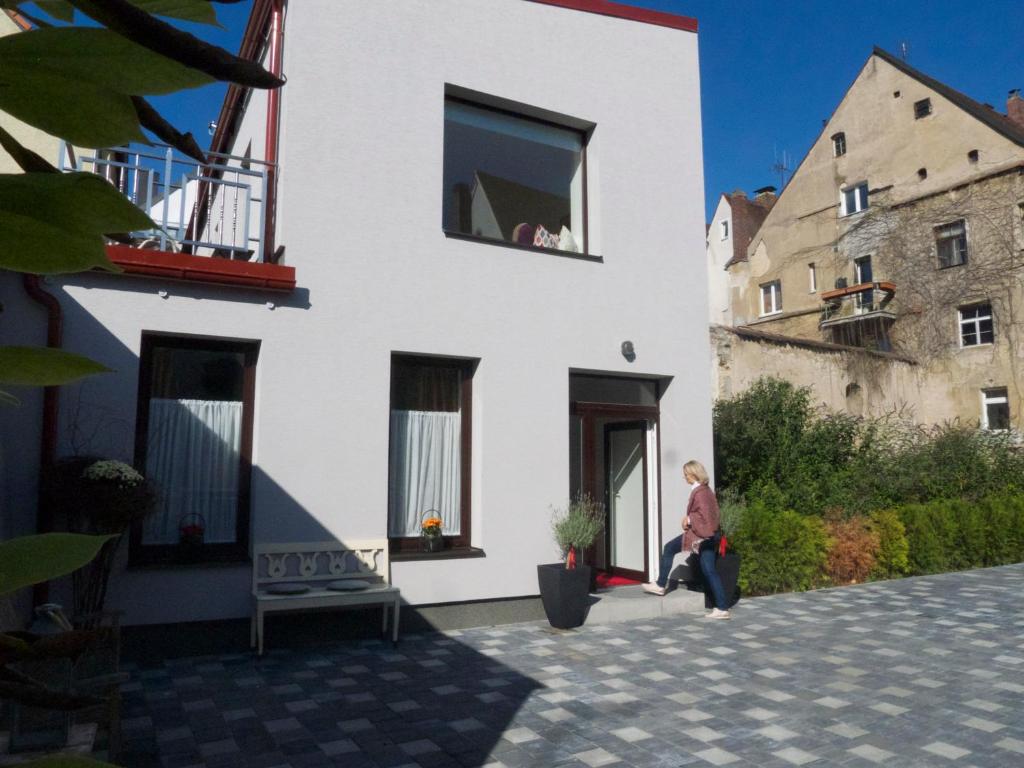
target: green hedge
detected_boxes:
[727,493,1024,595]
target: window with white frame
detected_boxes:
[936,219,968,268]
[760,280,782,315]
[442,97,587,254]
[981,387,1010,430]
[959,303,994,347]
[808,262,817,292]
[831,132,846,157]
[721,220,729,240]
[841,182,869,216]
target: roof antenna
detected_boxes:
[899,41,910,62]
[771,147,791,190]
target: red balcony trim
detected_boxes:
[527,0,698,32]
[821,281,896,301]
[106,245,296,292]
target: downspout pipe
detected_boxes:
[262,0,284,262]
[22,275,62,606]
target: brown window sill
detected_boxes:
[443,230,603,263]
[391,547,486,562]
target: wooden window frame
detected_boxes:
[388,354,475,554]
[831,132,846,157]
[130,333,259,566]
[959,302,994,347]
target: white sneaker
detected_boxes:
[704,608,731,620]
[641,582,666,596]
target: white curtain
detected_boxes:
[143,398,243,545]
[388,410,461,537]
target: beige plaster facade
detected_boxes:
[719,48,1024,432]
[0,12,62,173]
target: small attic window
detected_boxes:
[967,149,979,163]
[832,132,847,157]
[893,90,901,98]
[914,98,932,119]
[917,168,928,180]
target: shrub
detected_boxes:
[732,497,829,595]
[978,493,1024,566]
[824,514,879,585]
[867,508,909,579]
[550,496,604,566]
[717,486,744,537]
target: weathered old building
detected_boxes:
[715,47,1024,431]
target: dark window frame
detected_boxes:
[831,131,847,157]
[388,354,475,554]
[914,98,932,119]
[442,95,590,257]
[130,333,258,566]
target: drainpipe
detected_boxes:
[22,275,63,606]
[262,0,284,262]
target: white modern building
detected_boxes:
[1,0,711,626]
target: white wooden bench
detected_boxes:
[251,540,400,655]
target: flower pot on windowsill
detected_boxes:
[422,535,444,553]
[537,562,592,630]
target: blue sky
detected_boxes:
[149,1,1024,221]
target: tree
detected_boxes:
[0,2,282,763]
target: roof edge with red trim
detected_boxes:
[527,0,697,32]
[3,8,33,30]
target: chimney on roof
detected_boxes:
[753,185,777,208]
[731,189,747,199]
[1008,89,1024,129]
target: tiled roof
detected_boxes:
[873,46,1024,148]
[724,193,774,267]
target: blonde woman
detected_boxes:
[642,460,730,619]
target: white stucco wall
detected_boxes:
[4,0,709,625]
[706,196,732,325]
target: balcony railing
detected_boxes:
[59,142,274,264]
[820,281,897,327]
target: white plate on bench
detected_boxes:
[326,579,372,591]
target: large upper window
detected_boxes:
[442,98,586,254]
[133,335,257,563]
[760,280,782,316]
[936,219,968,268]
[959,303,994,347]
[841,182,869,216]
[388,355,474,552]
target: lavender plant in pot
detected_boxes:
[537,496,604,629]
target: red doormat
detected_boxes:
[595,572,642,588]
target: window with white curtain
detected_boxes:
[133,335,256,563]
[388,356,473,551]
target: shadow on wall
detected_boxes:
[10,274,375,625]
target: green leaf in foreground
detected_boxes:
[131,0,221,26]
[0,27,214,95]
[0,533,115,596]
[33,1,76,22]
[0,172,154,273]
[0,346,111,386]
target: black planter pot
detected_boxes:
[537,563,592,629]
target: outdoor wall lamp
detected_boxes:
[621,340,636,362]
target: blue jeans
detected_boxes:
[699,539,728,610]
[656,535,683,588]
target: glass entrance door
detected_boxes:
[604,421,649,579]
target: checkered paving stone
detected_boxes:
[119,564,1024,767]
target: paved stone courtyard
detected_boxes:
[119,564,1024,768]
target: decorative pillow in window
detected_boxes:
[533,224,560,249]
[266,582,310,595]
[326,579,372,591]
[512,222,535,245]
[558,226,580,253]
